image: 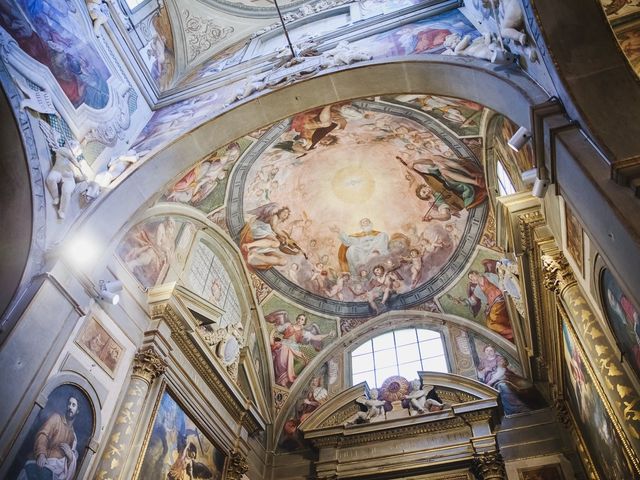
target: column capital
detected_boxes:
[472,450,506,480]
[226,449,249,480]
[132,347,166,384]
[541,252,576,296]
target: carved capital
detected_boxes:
[541,253,576,295]
[226,449,249,480]
[553,395,573,430]
[132,348,166,383]
[472,451,506,480]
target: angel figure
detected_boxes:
[345,389,389,425]
[266,311,335,387]
[404,379,447,415]
[239,203,300,269]
[46,141,86,219]
[447,259,514,341]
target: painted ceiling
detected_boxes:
[115,93,536,450]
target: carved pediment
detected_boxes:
[299,373,499,447]
[148,283,267,434]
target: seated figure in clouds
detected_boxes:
[330,218,389,275]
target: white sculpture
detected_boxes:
[45,141,86,219]
[404,380,447,415]
[320,40,372,69]
[483,0,526,46]
[443,33,514,65]
[94,149,144,187]
[85,0,110,34]
[345,389,387,425]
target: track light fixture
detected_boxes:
[98,280,123,305]
[507,126,532,152]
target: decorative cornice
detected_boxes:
[517,210,545,252]
[132,348,166,384]
[226,449,249,480]
[472,450,506,480]
[150,303,262,434]
[541,252,576,296]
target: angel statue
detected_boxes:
[266,311,335,388]
[239,203,305,270]
[345,389,390,426]
[403,379,447,415]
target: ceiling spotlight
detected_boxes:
[98,280,123,305]
[520,168,537,185]
[532,177,550,198]
[507,126,532,152]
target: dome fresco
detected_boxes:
[226,97,489,316]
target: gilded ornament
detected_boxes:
[132,348,166,383]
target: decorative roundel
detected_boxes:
[217,334,240,365]
[227,98,488,316]
[379,375,411,403]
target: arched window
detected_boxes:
[351,328,448,388]
[496,161,517,196]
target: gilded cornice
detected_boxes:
[132,347,166,384]
[150,302,263,434]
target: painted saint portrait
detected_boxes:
[76,317,123,376]
[0,0,111,109]
[601,269,640,381]
[564,203,583,274]
[278,359,339,451]
[441,250,516,343]
[475,343,545,415]
[117,216,195,288]
[137,391,226,480]
[164,141,248,214]
[6,384,94,480]
[228,98,488,316]
[562,321,636,479]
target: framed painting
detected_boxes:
[517,463,565,480]
[564,203,583,275]
[599,268,640,382]
[561,320,639,479]
[5,384,95,480]
[76,316,123,377]
[135,388,226,479]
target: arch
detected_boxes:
[68,57,548,271]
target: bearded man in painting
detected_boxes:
[18,396,79,480]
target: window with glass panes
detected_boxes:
[351,328,448,388]
[496,161,517,196]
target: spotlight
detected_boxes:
[507,126,532,152]
[532,177,549,198]
[99,280,123,305]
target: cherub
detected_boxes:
[402,248,424,288]
[404,380,447,415]
[345,389,388,425]
[325,272,351,301]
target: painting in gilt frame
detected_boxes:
[564,203,583,275]
[561,320,638,479]
[517,463,565,480]
[76,316,123,377]
[5,384,94,480]
[135,389,226,479]
[601,268,640,382]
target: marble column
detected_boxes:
[472,451,506,480]
[95,348,166,480]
